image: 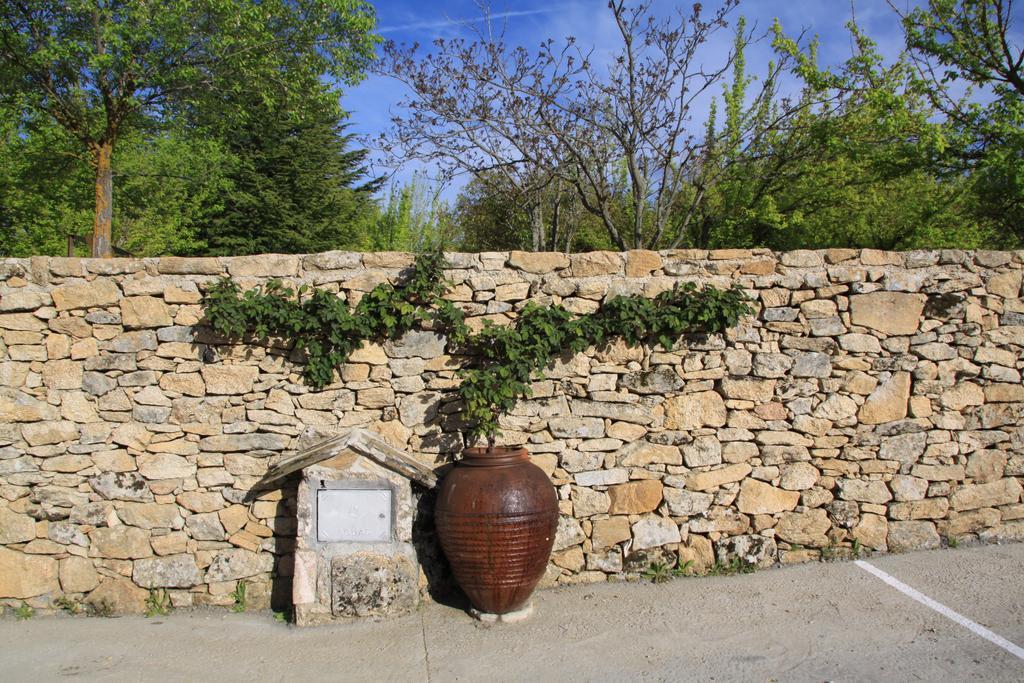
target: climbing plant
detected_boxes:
[203,252,751,445]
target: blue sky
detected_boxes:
[345,0,926,198]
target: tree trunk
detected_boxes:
[92,141,113,258]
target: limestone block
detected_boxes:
[659,488,714,527]
[157,256,223,275]
[892,499,949,525]
[226,254,299,277]
[940,383,984,411]
[22,420,78,446]
[42,359,83,389]
[678,535,715,573]
[949,479,1022,511]
[121,296,172,328]
[607,480,663,514]
[384,330,446,358]
[911,464,965,482]
[663,391,726,430]
[685,463,752,492]
[0,507,36,543]
[118,503,182,530]
[630,516,681,550]
[553,516,586,551]
[858,372,910,424]
[890,475,928,501]
[0,549,59,598]
[965,450,1008,484]
[591,517,632,549]
[86,577,148,614]
[507,251,569,273]
[570,486,611,517]
[133,554,203,588]
[201,365,259,395]
[838,478,893,504]
[549,417,604,439]
[779,462,819,491]
[774,509,831,547]
[736,479,800,514]
[715,534,777,568]
[780,250,823,267]
[620,366,683,395]
[682,436,722,468]
[853,514,888,550]
[330,552,418,618]
[984,383,1024,403]
[137,453,197,479]
[753,353,793,378]
[986,270,1022,298]
[938,508,1001,536]
[177,491,227,513]
[625,250,662,277]
[839,334,882,353]
[617,441,681,466]
[813,394,859,421]
[59,556,100,593]
[719,378,776,402]
[570,251,621,277]
[51,279,120,310]
[204,548,274,582]
[89,527,152,559]
[887,520,940,552]
[878,432,927,465]
[849,292,925,335]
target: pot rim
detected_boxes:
[459,445,529,467]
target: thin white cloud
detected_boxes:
[378,7,569,34]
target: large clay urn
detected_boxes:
[434,446,558,615]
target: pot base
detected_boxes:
[469,601,534,624]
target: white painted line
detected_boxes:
[855,560,1024,661]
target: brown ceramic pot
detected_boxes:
[434,446,559,614]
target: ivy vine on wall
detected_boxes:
[203,252,751,446]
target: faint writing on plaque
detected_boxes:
[317,489,392,543]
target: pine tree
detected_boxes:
[201,94,380,255]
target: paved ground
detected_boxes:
[2,543,1022,682]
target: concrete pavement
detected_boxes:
[2,543,1022,681]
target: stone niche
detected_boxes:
[268,429,437,626]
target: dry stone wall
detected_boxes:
[1,248,1022,613]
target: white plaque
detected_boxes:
[317,489,392,543]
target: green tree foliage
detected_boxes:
[897,0,1023,244]
[694,20,993,250]
[0,0,377,256]
[435,4,1016,252]
[0,95,233,258]
[365,174,457,252]
[0,96,93,256]
[453,174,615,253]
[198,92,379,255]
[115,129,233,257]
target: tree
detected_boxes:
[198,91,378,255]
[893,0,1024,243]
[692,19,989,250]
[366,174,457,252]
[378,14,566,251]
[0,95,93,256]
[380,1,803,250]
[0,0,377,257]
[453,172,613,252]
[115,127,233,257]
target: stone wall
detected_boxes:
[1,248,1022,614]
